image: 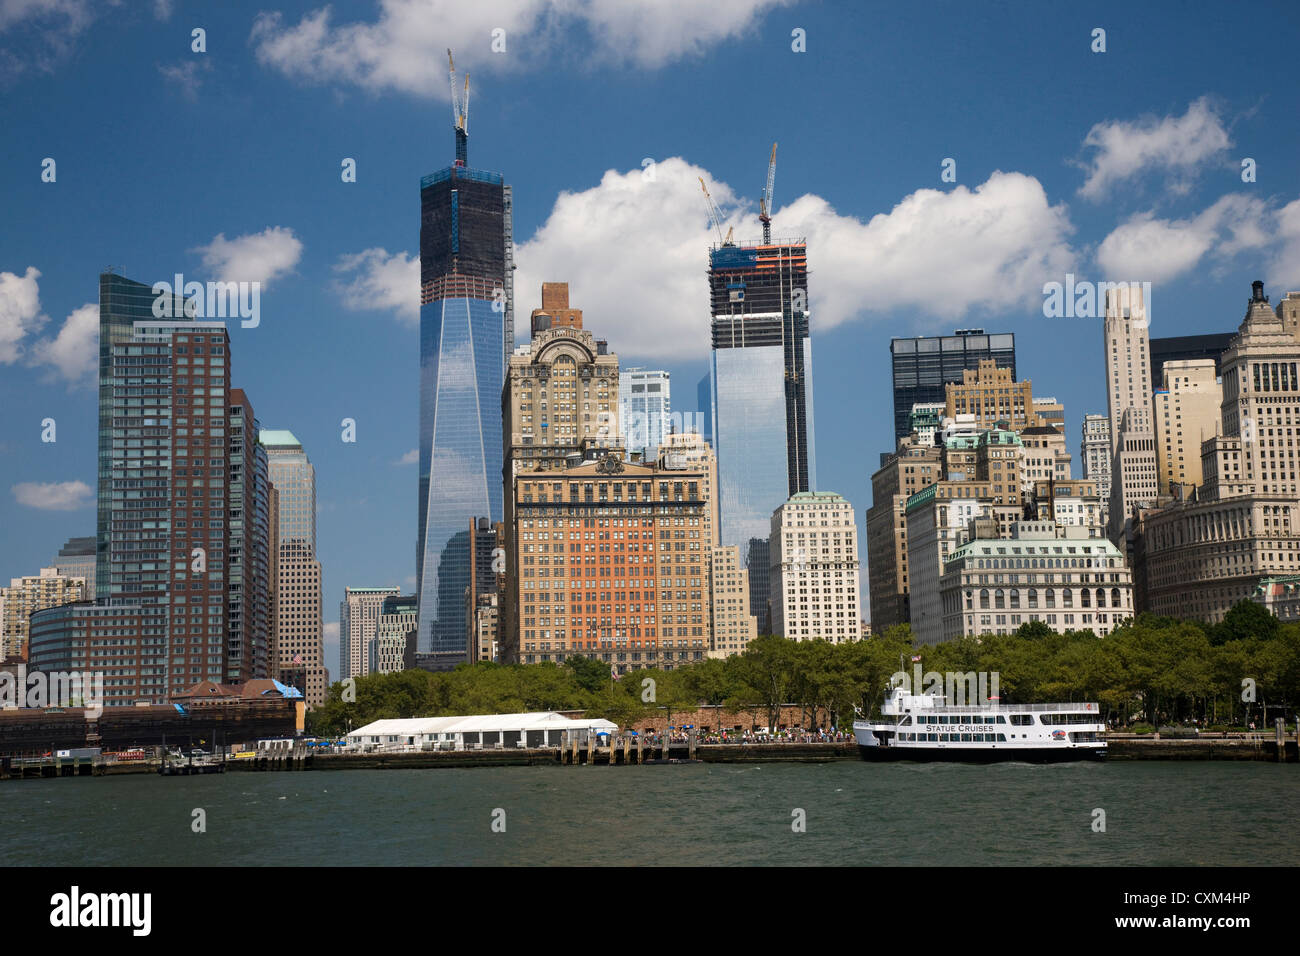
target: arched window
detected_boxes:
[1063,588,1074,608]
[1111,588,1122,608]
[995,589,1005,609]
[1046,588,1056,608]
[1010,589,1021,609]
[965,590,974,610]
[1081,588,1091,608]
[980,589,990,610]
[1096,588,1106,608]
[1028,588,1039,609]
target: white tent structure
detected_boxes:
[345,711,618,752]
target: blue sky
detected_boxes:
[3,0,1299,669]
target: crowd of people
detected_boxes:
[634,729,854,745]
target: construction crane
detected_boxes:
[759,142,777,244]
[699,177,731,247]
[447,48,469,165]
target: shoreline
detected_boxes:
[3,735,1298,780]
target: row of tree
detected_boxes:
[308,602,1300,735]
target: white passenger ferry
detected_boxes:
[853,686,1106,762]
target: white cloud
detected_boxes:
[514,158,1076,360]
[0,265,46,363]
[193,226,302,288]
[158,59,210,99]
[31,302,97,385]
[1077,97,1231,201]
[394,448,418,466]
[12,480,93,511]
[333,248,419,324]
[153,0,172,20]
[1268,199,1300,293]
[250,0,790,96]
[0,0,96,74]
[1096,194,1275,285]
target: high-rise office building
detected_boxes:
[769,492,861,643]
[619,368,671,460]
[500,283,622,661]
[1103,286,1159,544]
[865,442,943,631]
[890,329,1016,443]
[708,239,815,575]
[50,537,95,587]
[261,429,327,704]
[1080,414,1113,520]
[29,274,273,703]
[1136,282,1300,621]
[1149,333,1235,378]
[340,586,399,681]
[416,93,512,667]
[708,545,756,657]
[373,594,417,675]
[1153,360,1222,498]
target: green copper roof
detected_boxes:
[788,491,847,502]
[259,429,302,448]
[905,483,938,513]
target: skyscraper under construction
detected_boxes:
[416,51,514,665]
[707,238,816,591]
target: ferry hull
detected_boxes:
[857,745,1105,763]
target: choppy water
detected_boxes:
[8,762,1296,866]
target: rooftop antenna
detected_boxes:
[759,142,777,244]
[447,48,468,166]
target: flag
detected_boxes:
[292,654,303,665]
[911,655,921,662]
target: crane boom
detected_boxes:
[759,142,777,244]
[699,177,726,246]
[447,49,462,129]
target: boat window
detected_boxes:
[960,733,971,742]
[899,715,911,725]
[997,733,1007,742]
[1010,714,1034,726]
[996,715,1006,723]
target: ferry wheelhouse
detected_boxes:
[854,686,1106,762]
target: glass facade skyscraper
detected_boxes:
[708,240,816,570]
[889,329,1016,442]
[416,152,512,662]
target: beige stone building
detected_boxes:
[708,545,756,657]
[1103,285,1160,544]
[340,587,399,680]
[865,442,942,630]
[470,592,499,662]
[508,456,714,670]
[1018,424,1073,491]
[1154,359,1222,498]
[0,568,87,660]
[939,522,1133,640]
[1137,281,1300,622]
[769,491,861,643]
[944,359,1054,430]
[501,283,622,661]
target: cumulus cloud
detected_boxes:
[1096,194,1279,285]
[0,265,46,363]
[0,0,96,75]
[513,158,1076,360]
[31,302,97,385]
[1270,199,1300,293]
[250,0,790,96]
[193,226,302,288]
[158,59,211,99]
[1077,97,1231,201]
[333,248,419,324]
[394,448,418,466]
[12,480,93,511]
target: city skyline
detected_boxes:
[4,1,1300,671]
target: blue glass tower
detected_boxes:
[416,129,513,663]
[708,240,816,625]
